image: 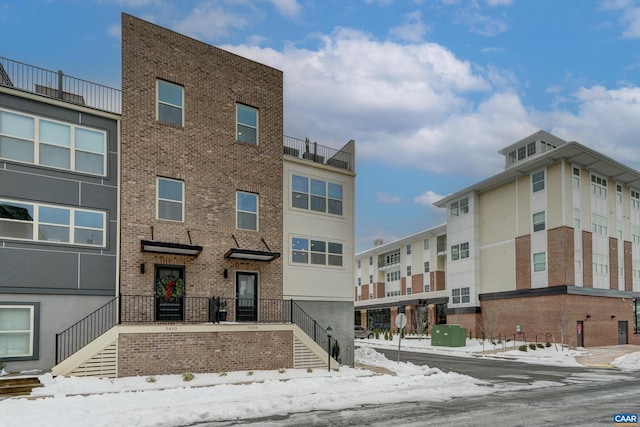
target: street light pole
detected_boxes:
[326,325,333,372]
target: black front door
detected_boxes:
[618,321,628,345]
[236,272,257,321]
[155,265,185,321]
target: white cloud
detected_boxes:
[270,0,301,19]
[454,9,509,36]
[173,3,249,40]
[484,0,512,6]
[413,190,445,207]
[600,0,640,38]
[107,23,121,39]
[390,10,430,43]
[377,192,403,204]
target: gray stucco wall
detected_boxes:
[293,300,355,366]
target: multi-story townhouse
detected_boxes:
[45,14,354,378]
[354,225,446,333]
[357,130,640,348]
[283,138,356,362]
[0,57,120,372]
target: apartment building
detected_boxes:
[356,130,640,348]
[0,58,120,372]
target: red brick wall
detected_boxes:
[400,277,406,295]
[361,284,369,300]
[120,14,284,301]
[374,282,385,298]
[411,273,423,294]
[548,226,574,286]
[118,330,293,377]
[515,235,531,289]
[480,294,639,347]
[430,271,445,291]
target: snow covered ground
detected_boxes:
[1,336,639,427]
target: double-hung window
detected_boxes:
[424,261,430,273]
[533,252,546,272]
[591,175,608,198]
[237,191,258,230]
[157,178,184,222]
[532,171,545,192]
[452,288,461,304]
[236,104,258,145]
[157,80,184,127]
[533,211,545,232]
[0,303,38,359]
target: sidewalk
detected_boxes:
[574,344,640,368]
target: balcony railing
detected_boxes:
[0,56,121,114]
[56,295,339,365]
[283,135,353,172]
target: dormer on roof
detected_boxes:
[498,130,568,170]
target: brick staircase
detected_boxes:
[0,376,43,398]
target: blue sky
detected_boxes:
[3,0,640,252]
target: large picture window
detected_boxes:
[157,178,184,222]
[0,198,105,246]
[291,237,343,267]
[0,108,107,175]
[237,191,258,230]
[0,304,38,359]
[236,104,258,145]
[291,174,343,215]
[157,80,184,127]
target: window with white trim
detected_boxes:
[572,167,580,189]
[532,171,545,192]
[591,174,607,198]
[591,213,608,236]
[406,266,411,276]
[619,255,624,277]
[0,304,37,359]
[533,252,546,272]
[406,244,411,255]
[632,190,640,209]
[533,211,545,232]
[369,256,373,265]
[452,287,469,304]
[407,288,412,295]
[157,80,184,127]
[573,208,581,229]
[0,198,105,246]
[291,237,343,267]
[236,104,258,144]
[450,242,470,261]
[527,142,536,156]
[357,260,361,269]
[236,191,258,231]
[424,283,430,292]
[593,253,609,275]
[633,225,640,244]
[424,261,430,273]
[617,221,623,240]
[450,197,469,218]
[575,249,582,272]
[617,184,623,204]
[423,238,429,250]
[386,270,400,282]
[291,174,343,215]
[0,108,107,175]
[157,178,184,222]
[369,274,373,284]
[357,277,361,286]
[634,260,640,279]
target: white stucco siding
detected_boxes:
[283,160,355,301]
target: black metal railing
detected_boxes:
[283,135,353,172]
[55,297,118,364]
[0,56,121,114]
[55,295,339,364]
[285,300,339,360]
